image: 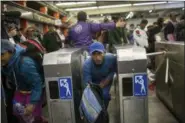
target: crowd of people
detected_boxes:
[1,10,184,123]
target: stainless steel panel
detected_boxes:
[170,61,185,123]
[115,44,148,123]
[155,41,184,65]
[43,48,83,123]
[50,101,73,123]
[155,56,172,108]
[123,98,147,123]
[44,64,71,77]
[133,60,147,73]
[117,61,134,73]
[155,41,185,123]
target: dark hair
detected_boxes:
[153,22,157,25]
[112,16,120,23]
[157,17,164,27]
[104,17,109,23]
[141,19,148,24]
[130,24,134,27]
[77,11,87,21]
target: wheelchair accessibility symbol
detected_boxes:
[59,77,73,99]
[134,74,147,96]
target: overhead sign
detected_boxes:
[58,77,73,99]
[133,74,147,96]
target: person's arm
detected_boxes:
[90,22,116,33]
[100,55,117,88]
[83,59,92,88]
[90,20,126,33]
[148,26,161,36]
[21,57,42,105]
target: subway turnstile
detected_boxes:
[43,48,84,123]
[115,45,148,123]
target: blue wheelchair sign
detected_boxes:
[58,77,73,99]
[133,74,148,96]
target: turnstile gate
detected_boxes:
[155,41,185,123]
[43,48,84,123]
[114,45,148,123]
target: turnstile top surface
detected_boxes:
[43,48,81,66]
[155,41,184,65]
[115,46,147,61]
[156,41,184,46]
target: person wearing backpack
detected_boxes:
[1,39,47,123]
[82,42,117,123]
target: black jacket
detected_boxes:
[164,21,175,41]
[176,20,185,41]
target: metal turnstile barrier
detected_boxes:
[114,45,148,123]
[155,41,185,123]
[43,48,84,123]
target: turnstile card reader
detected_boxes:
[115,45,148,123]
[43,48,83,123]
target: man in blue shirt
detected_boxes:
[83,42,117,109]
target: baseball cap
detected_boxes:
[89,42,105,55]
[1,39,15,54]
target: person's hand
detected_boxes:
[116,20,126,28]
[99,79,110,88]
[99,82,105,88]
[24,104,35,116]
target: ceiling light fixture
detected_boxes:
[21,12,32,16]
[133,2,167,6]
[126,12,134,19]
[65,4,132,11]
[66,6,98,11]
[98,4,132,9]
[56,2,96,6]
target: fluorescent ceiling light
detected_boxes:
[66,7,98,11]
[126,12,134,19]
[66,4,132,11]
[149,10,152,13]
[56,2,96,6]
[21,12,32,16]
[168,2,181,3]
[133,2,167,6]
[98,4,131,9]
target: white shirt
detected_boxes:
[133,26,148,48]
[56,29,65,48]
[9,38,15,44]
